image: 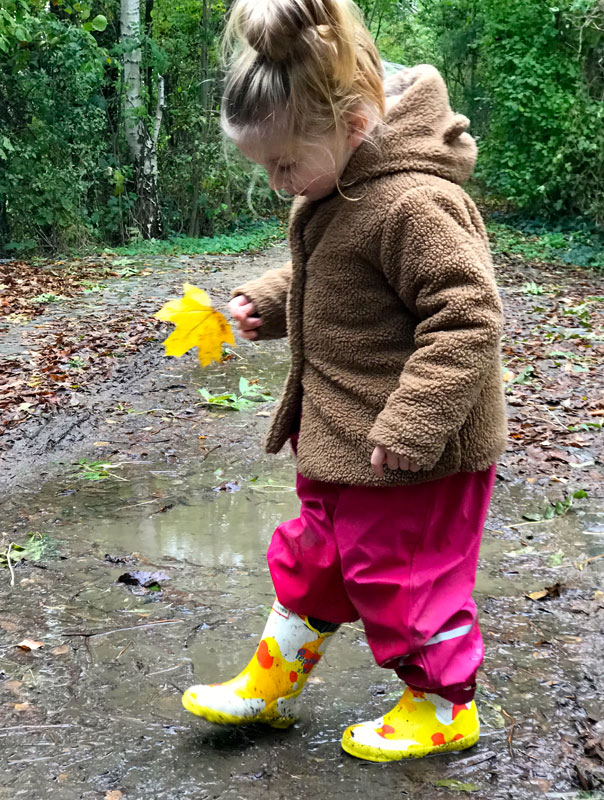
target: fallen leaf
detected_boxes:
[526,583,563,601]
[433,779,480,792]
[153,504,174,514]
[94,441,111,447]
[585,735,604,762]
[17,638,43,651]
[104,553,135,565]
[154,284,235,367]
[105,792,123,800]
[50,645,70,656]
[14,702,32,712]
[117,570,169,591]
[213,481,240,493]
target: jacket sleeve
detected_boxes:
[368,187,504,470]
[232,262,292,340]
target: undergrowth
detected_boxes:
[105,218,286,257]
[486,215,604,269]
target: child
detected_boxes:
[182,0,507,762]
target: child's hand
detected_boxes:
[228,294,262,340]
[371,445,420,477]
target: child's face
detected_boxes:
[235,128,353,202]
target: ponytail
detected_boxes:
[222,0,385,142]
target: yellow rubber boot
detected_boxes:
[341,684,480,762]
[182,600,335,728]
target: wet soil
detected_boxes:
[1,246,603,799]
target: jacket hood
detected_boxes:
[341,64,477,188]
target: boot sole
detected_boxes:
[182,691,299,729]
[341,727,480,762]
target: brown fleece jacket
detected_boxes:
[234,64,507,486]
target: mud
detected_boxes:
[1,246,603,799]
[0,245,291,494]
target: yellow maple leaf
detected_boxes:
[154,283,235,367]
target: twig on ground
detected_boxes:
[6,542,16,587]
[575,553,604,571]
[64,619,184,639]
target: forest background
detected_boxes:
[1,0,603,258]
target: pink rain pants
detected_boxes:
[267,460,497,704]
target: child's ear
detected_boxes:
[345,109,370,150]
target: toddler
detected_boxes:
[182,0,507,762]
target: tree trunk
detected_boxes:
[0,194,10,257]
[120,0,164,239]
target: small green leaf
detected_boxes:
[522,512,542,522]
[573,489,588,499]
[91,14,107,31]
[548,350,577,359]
[433,779,481,792]
[549,549,564,566]
[544,505,556,520]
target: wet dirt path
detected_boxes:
[1,247,603,799]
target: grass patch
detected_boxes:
[106,218,286,257]
[486,216,604,269]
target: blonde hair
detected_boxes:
[221,0,385,146]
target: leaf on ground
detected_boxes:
[117,570,169,591]
[104,553,135,565]
[522,512,542,521]
[526,583,564,601]
[154,283,235,367]
[433,779,481,792]
[17,638,44,650]
[213,480,240,493]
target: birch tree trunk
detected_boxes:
[120,0,164,239]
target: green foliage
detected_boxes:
[0,2,110,253]
[108,218,285,256]
[487,220,604,269]
[366,1,604,226]
[30,292,67,304]
[0,531,57,568]
[78,458,119,480]
[198,377,273,412]
[522,489,589,522]
[477,0,604,222]
[1,0,603,253]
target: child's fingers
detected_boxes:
[238,302,257,319]
[370,445,386,478]
[386,450,399,471]
[229,295,256,320]
[398,455,420,472]
[240,315,262,330]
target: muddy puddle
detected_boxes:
[2,320,604,799]
[2,406,603,800]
